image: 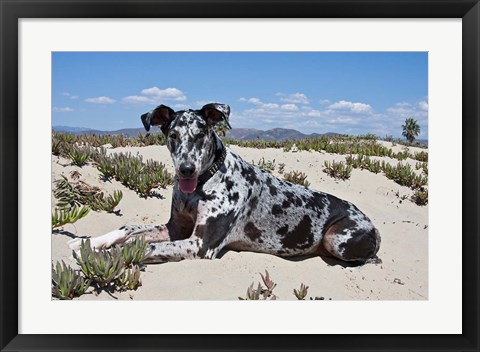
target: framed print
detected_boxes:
[1,0,479,351]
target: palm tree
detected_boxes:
[402,117,420,144]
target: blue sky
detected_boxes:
[52,52,428,138]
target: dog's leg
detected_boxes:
[68,224,172,251]
[143,236,223,263]
[322,218,381,263]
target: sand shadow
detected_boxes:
[147,190,165,199]
[216,248,365,268]
[52,229,90,240]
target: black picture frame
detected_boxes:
[1,1,478,351]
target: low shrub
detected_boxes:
[345,154,381,174]
[73,239,125,289]
[53,131,166,149]
[65,144,93,167]
[120,236,149,267]
[293,283,309,300]
[382,162,427,189]
[116,265,142,291]
[253,157,276,173]
[52,260,90,300]
[52,206,90,229]
[93,151,174,197]
[53,175,122,213]
[413,151,429,162]
[71,238,148,294]
[415,161,428,176]
[239,270,278,300]
[283,170,311,188]
[323,160,352,180]
[412,189,428,205]
[89,190,123,213]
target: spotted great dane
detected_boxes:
[69,103,381,264]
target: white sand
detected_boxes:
[51,142,428,300]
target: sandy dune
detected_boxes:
[51,142,428,300]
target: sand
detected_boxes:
[51,142,428,300]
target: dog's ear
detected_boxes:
[199,103,231,129]
[141,105,175,132]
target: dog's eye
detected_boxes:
[169,133,178,140]
[197,132,206,139]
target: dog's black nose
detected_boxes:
[179,163,196,178]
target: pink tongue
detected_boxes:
[179,178,198,193]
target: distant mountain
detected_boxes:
[226,128,341,141]
[225,128,260,140]
[53,126,95,133]
[53,126,145,137]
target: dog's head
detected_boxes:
[141,103,230,193]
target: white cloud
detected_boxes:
[123,86,186,104]
[85,96,116,104]
[239,97,262,105]
[61,92,78,99]
[262,103,279,109]
[386,101,427,117]
[122,96,151,104]
[53,106,74,112]
[276,92,309,104]
[281,104,299,111]
[306,109,322,117]
[328,100,372,113]
[319,99,331,105]
[418,100,428,111]
[141,87,186,101]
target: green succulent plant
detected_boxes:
[412,189,428,206]
[65,144,92,167]
[239,282,262,300]
[414,151,428,162]
[52,205,90,228]
[53,175,123,213]
[239,270,278,300]
[118,236,149,267]
[253,157,276,173]
[73,239,125,288]
[382,162,427,189]
[323,160,352,180]
[51,137,66,156]
[345,154,381,174]
[293,283,309,300]
[52,260,90,300]
[116,265,142,291]
[283,170,310,187]
[93,151,173,197]
[89,190,123,213]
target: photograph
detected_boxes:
[50,51,429,301]
[1,0,476,348]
